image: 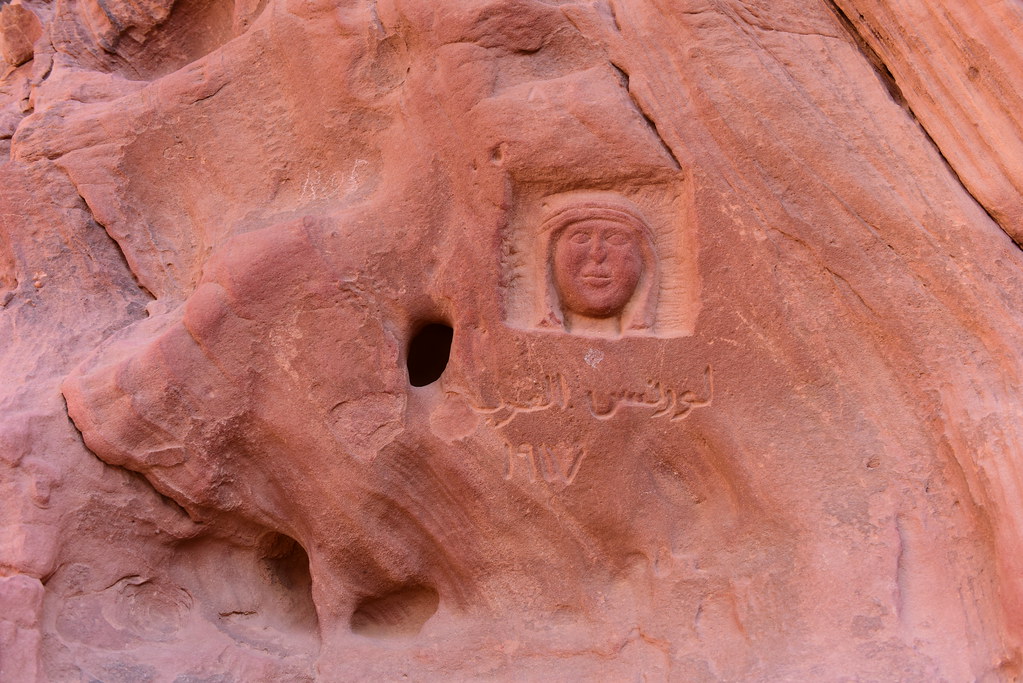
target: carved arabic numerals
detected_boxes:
[504,441,587,485]
[538,443,587,484]
[504,442,537,483]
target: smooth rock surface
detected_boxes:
[2,0,1022,680]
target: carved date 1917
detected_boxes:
[504,441,587,485]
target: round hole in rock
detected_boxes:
[407,323,453,387]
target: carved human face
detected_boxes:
[553,219,643,319]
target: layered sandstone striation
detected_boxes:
[2,0,1023,680]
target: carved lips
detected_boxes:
[553,219,642,318]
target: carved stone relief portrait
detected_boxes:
[537,194,657,335]
[504,186,698,338]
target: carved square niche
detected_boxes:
[501,182,699,338]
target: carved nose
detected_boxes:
[589,240,608,262]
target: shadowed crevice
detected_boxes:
[60,392,195,525]
[823,0,1014,248]
[350,584,439,638]
[61,169,157,302]
[609,61,682,171]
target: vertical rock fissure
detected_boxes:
[62,170,157,302]
[609,61,683,170]
[61,390,195,525]
[822,0,905,107]
[822,0,1013,247]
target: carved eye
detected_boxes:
[605,232,630,246]
[569,231,590,245]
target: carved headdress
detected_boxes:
[535,193,659,335]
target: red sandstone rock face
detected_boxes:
[0,4,41,67]
[3,0,1023,680]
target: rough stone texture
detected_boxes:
[2,0,1023,680]
[0,4,41,67]
[833,0,1023,245]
